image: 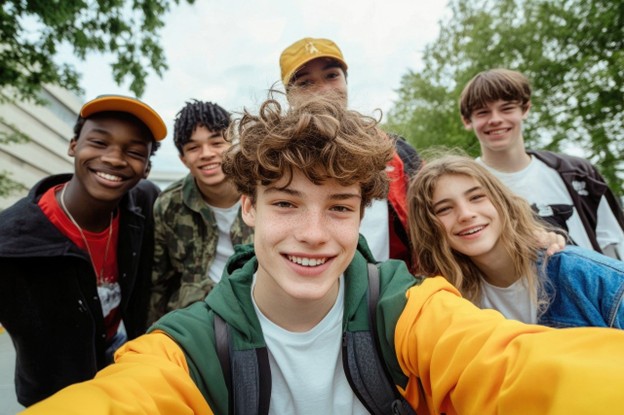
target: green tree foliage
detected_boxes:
[0,0,194,102]
[0,0,193,198]
[386,0,624,194]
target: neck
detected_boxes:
[197,179,241,208]
[58,181,116,232]
[480,143,531,173]
[472,249,519,288]
[253,276,339,332]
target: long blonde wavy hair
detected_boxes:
[408,153,551,312]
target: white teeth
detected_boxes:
[488,129,508,135]
[459,226,484,236]
[96,172,122,182]
[287,255,327,267]
[200,164,219,170]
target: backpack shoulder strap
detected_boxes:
[214,313,272,415]
[342,263,417,415]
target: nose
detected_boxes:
[199,143,216,159]
[456,202,476,222]
[101,146,128,167]
[295,209,330,245]
[488,109,503,124]
[316,80,336,94]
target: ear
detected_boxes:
[68,138,77,157]
[461,116,473,131]
[179,153,191,169]
[522,101,532,119]
[241,194,256,227]
[143,161,152,179]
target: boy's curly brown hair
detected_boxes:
[222,95,394,211]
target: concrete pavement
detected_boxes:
[0,327,24,415]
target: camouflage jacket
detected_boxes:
[149,174,254,324]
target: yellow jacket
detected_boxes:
[23,277,624,414]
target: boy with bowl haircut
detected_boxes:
[460,68,624,259]
[21,96,624,415]
[0,95,165,407]
[148,100,253,325]
[280,37,421,265]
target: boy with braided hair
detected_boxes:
[23,95,624,415]
[148,100,253,324]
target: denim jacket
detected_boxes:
[538,246,624,328]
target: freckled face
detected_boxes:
[242,169,362,305]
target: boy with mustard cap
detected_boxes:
[280,37,421,266]
[0,95,166,407]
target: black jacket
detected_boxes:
[528,150,624,253]
[0,174,159,406]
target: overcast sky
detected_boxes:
[75,0,450,175]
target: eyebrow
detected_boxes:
[294,60,343,79]
[87,127,150,146]
[432,185,482,208]
[264,186,361,201]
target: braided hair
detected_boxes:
[173,100,230,154]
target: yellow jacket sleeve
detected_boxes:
[395,277,624,415]
[21,332,213,415]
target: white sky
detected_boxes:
[74,0,451,175]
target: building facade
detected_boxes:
[0,85,81,210]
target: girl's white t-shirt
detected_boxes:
[251,275,367,414]
[480,277,537,324]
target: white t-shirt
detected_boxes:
[480,278,537,324]
[478,156,624,257]
[360,198,390,261]
[205,201,240,283]
[252,275,367,415]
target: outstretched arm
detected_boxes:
[22,332,213,415]
[396,277,624,414]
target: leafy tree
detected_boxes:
[386,0,624,194]
[0,0,194,197]
[1,0,195,102]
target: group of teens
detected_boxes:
[1,36,624,414]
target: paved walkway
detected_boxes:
[0,327,23,414]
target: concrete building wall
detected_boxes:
[0,85,81,210]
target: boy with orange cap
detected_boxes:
[0,95,165,407]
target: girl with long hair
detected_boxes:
[408,154,624,328]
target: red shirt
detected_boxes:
[38,184,122,340]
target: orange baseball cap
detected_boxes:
[279,37,348,86]
[80,95,167,141]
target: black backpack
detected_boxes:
[214,263,417,415]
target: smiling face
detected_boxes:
[462,99,530,157]
[68,115,151,204]
[288,57,348,107]
[432,174,505,264]
[179,125,231,192]
[242,169,362,312]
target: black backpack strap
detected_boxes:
[214,314,272,415]
[342,263,417,415]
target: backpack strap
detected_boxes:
[342,263,417,415]
[214,314,272,415]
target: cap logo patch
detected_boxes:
[306,41,319,55]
